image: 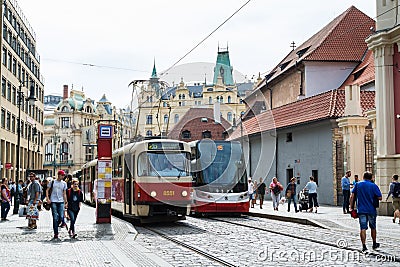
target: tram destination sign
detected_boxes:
[148,142,184,151]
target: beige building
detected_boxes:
[135,48,252,138]
[43,86,134,176]
[0,1,44,181]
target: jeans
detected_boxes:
[67,209,79,233]
[1,201,10,219]
[343,190,350,213]
[287,195,298,212]
[51,202,65,235]
[271,192,280,209]
[308,193,319,208]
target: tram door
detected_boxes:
[124,155,134,215]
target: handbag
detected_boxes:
[18,206,27,217]
[286,191,292,199]
[350,209,358,219]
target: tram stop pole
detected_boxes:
[96,124,113,224]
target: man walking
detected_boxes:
[350,171,382,252]
[46,170,68,240]
[26,173,41,229]
[257,178,266,209]
[386,174,400,224]
[342,170,351,214]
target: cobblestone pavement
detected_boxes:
[0,204,171,267]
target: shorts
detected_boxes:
[392,198,400,211]
[358,214,377,230]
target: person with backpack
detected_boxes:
[269,177,283,211]
[46,170,68,240]
[386,174,400,224]
[26,173,42,229]
[66,178,83,238]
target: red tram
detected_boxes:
[82,139,192,223]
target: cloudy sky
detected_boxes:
[16,0,375,108]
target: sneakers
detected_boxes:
[372,243,380,250]
[362,245,368,252]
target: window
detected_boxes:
[61,117,70,128]
[146,130,152,136]
[286,132,292,142]
[163,102,167,107]
[85,146,93,162]
[181,130,191,139]
[174,114,179,123]
[7,52,11,70]
[146,115,153,125]
[2,47,6,65]
[202,130,211,139]
[12,86,16,105]
[61,106,69,112]
[312,170,319,185]
[61,142,69,161]
[7,82,11,101]
[209,97,212,104]
[45,143,53,162]
[1,108,5,128]
[2,78,6,97]
[6,111,11,130]
[11,115,15,133]
[163,114,168,124]
[227,112,232,122]
[227,96,231,103]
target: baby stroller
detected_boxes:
[298,189,309,212]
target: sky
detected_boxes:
[16,0,376,109]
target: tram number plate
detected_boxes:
[163,190,175,196]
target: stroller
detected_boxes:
[298,189,309,212]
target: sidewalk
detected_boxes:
[0,204,172,267]
[249,200,400,258]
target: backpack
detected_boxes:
[272,184,281,195]
[10,186,15,197]
[393,182,400,198]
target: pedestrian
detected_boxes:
[253,180,258,207]
[9,181,15,205]
[350,171,382,252]
[46,170,68,240]
[26,173,42,229]
[65,173,73,189]
[257,178,266,209]
[17,180,24,203]
[269,177,283,211]
[341,170,351,214]
[304,176,319,213]
[41,179,48,202]
[248,178,254,208]
[1,178,11,221]
[285,177,298,213]
[67,179,84,238]
[386,174,400,224]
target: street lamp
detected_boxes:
[27,125,38,170]
[13,79,37,214]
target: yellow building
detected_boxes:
[136,48,252,138]
[0,1,44,181]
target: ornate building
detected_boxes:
[135,48,252,138]
[0,0,44,180]
[43,85,134,176]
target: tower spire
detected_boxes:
[151,58,157,78]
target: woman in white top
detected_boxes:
[248,178,254,208]
[304,176,319,213]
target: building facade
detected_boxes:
[0,0,44,181]
[43,85,134,176]
[135,48,251,138]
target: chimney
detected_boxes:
[63,85,68,99]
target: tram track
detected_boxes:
[208,217,400,263]
[141,225,237,267]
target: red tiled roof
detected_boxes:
[167,107,231,140]
[340,49,375,88]
[264,6,375,83]
[228,89,375,140]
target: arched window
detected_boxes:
[174,114,179,123]
[85,106,92,113]
[220,96,223,103]
[227,96,231,103]
[209,97,212,104]
[164,114,168,124]
[227,112,232,121]
[61,106,69,112]
[181,130,191,139]
[45,143,53,162]
[178,94,182,100]
[182,94,185,100]
[202,130,212,139]
[146,130,152,136]
[61,142,69,162]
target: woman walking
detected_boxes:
[67,179,84,238]
[304,176,319,213]
[1,178,11,221]
[285,177,299,213]
[269,177,283,211]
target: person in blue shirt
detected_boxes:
[350,171,382,252]
[304,176,318,213]
[341,170,351,214]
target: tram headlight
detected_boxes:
[150,191,157,197]
[181,190,188,197]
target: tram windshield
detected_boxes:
[194,140,247,190]
[138,152,190,177]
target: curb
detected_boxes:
[247,212,327,229]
